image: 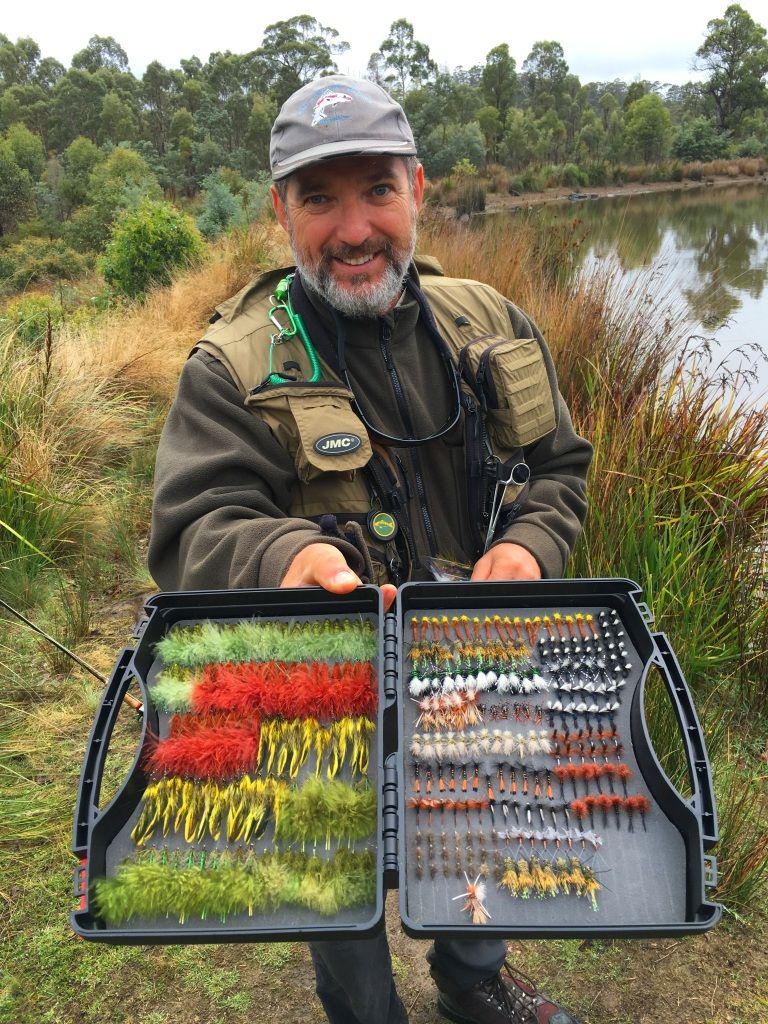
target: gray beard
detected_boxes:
[288,224,417,319]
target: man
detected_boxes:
[150,76,591,1024]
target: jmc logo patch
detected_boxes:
[313,433,363,455]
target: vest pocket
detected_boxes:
[459,335,556,448]
[247,383,372,483]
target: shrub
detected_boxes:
[670,160,684,182]
[451,158,478,179]
[583,162,609,187]
[1,294,65,345]
[99,199,204,298]
[672,117,728,163]
[0,238,90,292]
[734,137,764,159]
[541,163,560,188]
[686,162,704,181]
[455,181,486,217]
[518,169,546,193]
[196,171,244,240]
[561,163,586,188]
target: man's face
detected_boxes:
[271,154,424,318]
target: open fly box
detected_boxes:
[71,579,721,944]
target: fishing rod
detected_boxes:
[0,598,143,715]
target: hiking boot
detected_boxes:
[433,960,581,1024]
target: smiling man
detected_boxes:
[150,76,591,1024]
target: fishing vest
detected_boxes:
[194,255,556,530]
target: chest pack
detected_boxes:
[194,256,556,570]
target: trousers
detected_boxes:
[309,932,506,1024]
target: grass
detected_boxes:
[0,211,767,1022]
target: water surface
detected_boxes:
[537,183,768,399]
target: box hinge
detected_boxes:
[382,753,399,886]
[383,612,399,702]
[703,854,718,889]
[131,616,149,640]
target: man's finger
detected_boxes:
[282,543,362,592]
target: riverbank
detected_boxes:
[444,172,768,217]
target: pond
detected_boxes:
[536,182,768,399]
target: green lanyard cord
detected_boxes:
[266,274,322,384]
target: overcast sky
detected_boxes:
[4,0,757,86]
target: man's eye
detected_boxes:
[371,184,391,197]
[306,195,327,205]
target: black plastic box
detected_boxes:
[71,579,721,943]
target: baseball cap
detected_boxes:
[270,76,417,181]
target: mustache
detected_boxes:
[321,240,392,262]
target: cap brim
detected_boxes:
[272,138,418,181]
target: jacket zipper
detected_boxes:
[379,321,438,556]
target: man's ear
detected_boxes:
[271,184,290,233]
[412,163,425,214]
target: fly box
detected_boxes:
[71,579,721,944]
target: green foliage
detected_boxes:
[58,136,103,210]
[0,293,64,344]
[256,16,349,106]
[0,237,89,291]
[482,44,516,120]
[672,117,729,162]
[451,158,478,179]
[623,93,672,163]
[99,198,204,297]
[734,135,764,157]
[373,19,436,101]
[518,168,547,192]
[419,122,485,178]
[63,146,162,254]
[560,162,587,187]
[196,170,244,239]
[695,3,768,131]
[0,290,98,344]
[3,122,45,179]
[582,161,610,186]
[0,141,33,235]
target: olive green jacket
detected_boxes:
[149,260,592,591]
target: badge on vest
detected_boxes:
[313,433,363,455]
[367,510,398,541]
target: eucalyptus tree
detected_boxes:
[371,19,436,102]
[71,35,130,74]
[482,44,516,121]
[256,16,349,106]
[695,3,768,132]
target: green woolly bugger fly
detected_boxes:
[92,849,376,924]
[154,618,377,668]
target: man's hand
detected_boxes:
[470,542,542,582]
[281,543,397,609]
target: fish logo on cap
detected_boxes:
[311,90,352,127]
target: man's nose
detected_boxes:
[334,198,373,247]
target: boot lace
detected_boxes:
[481,968,539,1024]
